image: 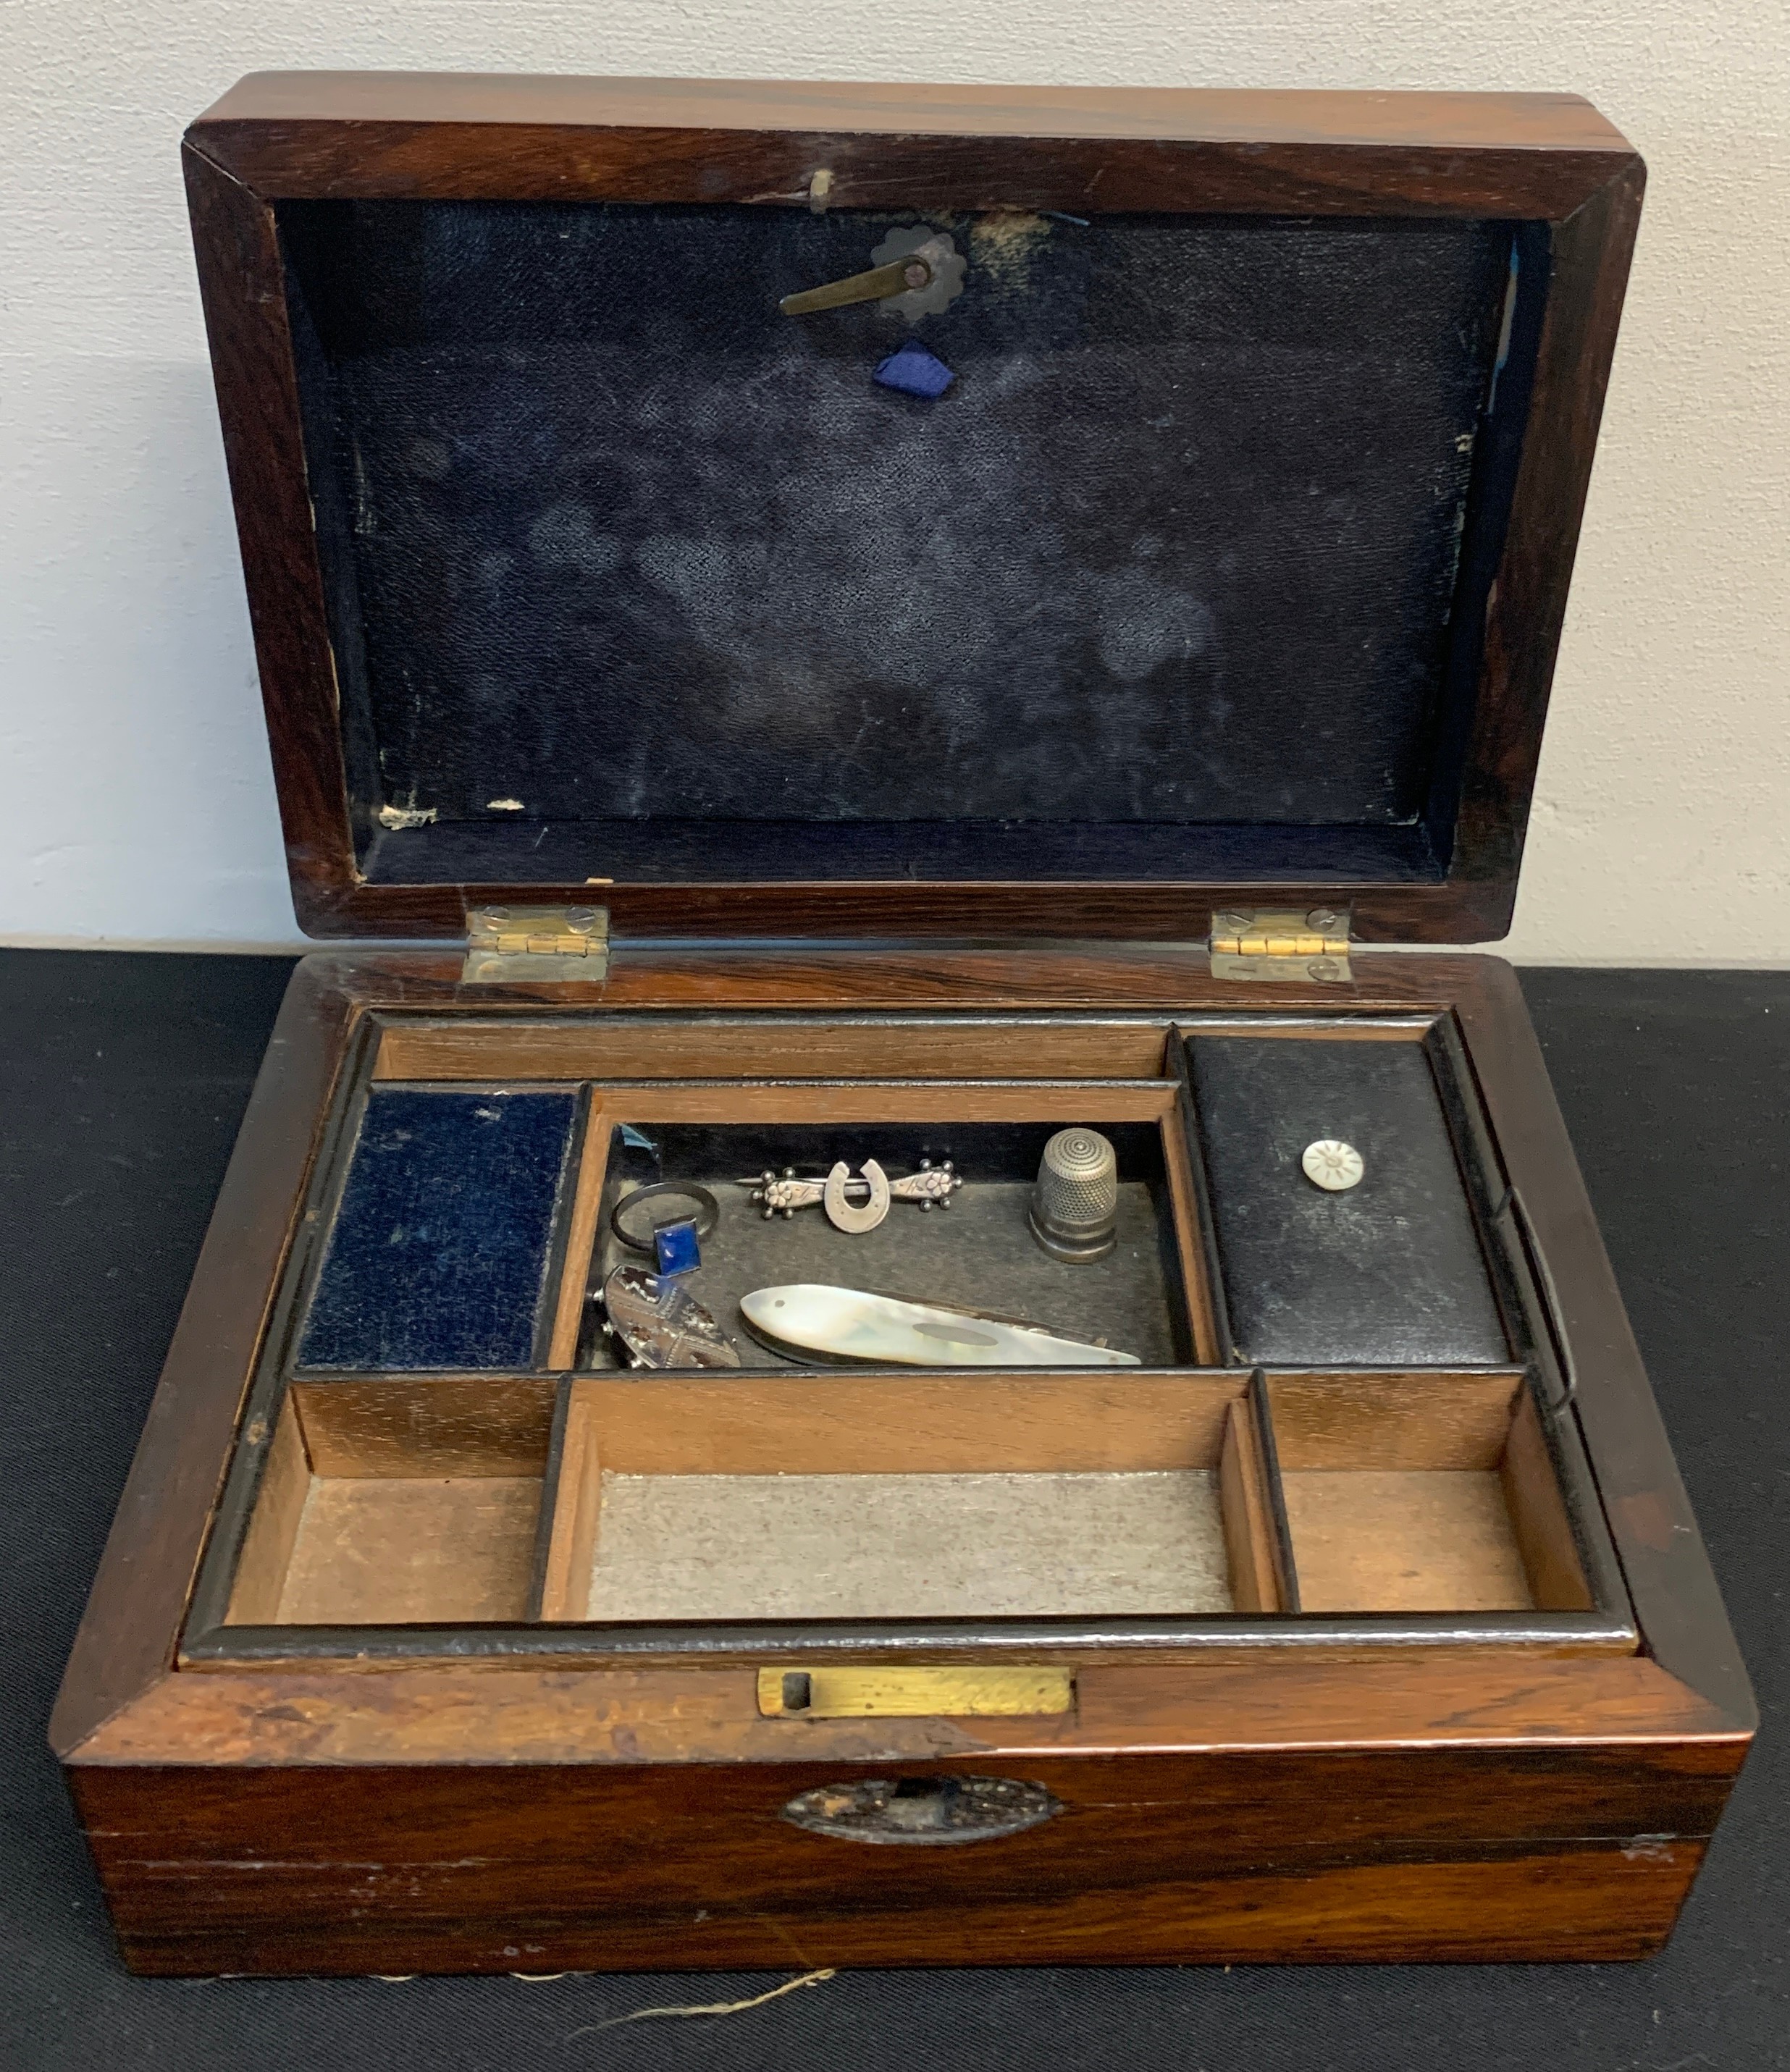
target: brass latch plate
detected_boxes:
[1209,906,1353,983]
[757,1665,1075,1719]
[463,903,610,984]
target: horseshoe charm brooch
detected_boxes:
[742,1158,960,1232]
[824,1158,890,1233]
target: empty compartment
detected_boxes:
[538,1375,1282,1623]
[225,1378,556,1625]
[1266,1373,1592,1614]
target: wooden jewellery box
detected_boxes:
[54,75,1753,1976]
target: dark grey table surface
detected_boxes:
[3,950,1783,2070]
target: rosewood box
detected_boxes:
[53,72,1752,1975]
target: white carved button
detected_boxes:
[1302,1139,1364,1192]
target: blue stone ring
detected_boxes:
[609,1183,720,1276]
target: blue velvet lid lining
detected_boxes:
[277,201,1526,888]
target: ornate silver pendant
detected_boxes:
[599,1265,740,1369]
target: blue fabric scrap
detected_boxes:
[873,344,955,399]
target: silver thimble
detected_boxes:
[1028,1126,1119,1263]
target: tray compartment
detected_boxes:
[296,1085,579,1370]
[581,1113,1193,1370]
[1184,1029,1506,1365]
[185,1009,1633,1660]
[536,1374,1278,1623]
[224,1378,556,1625]
[1264,1372,1592,1614]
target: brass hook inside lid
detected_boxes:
[781,229,967,319]
[781,255,933,315]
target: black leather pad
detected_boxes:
[279,201,1509,875]
[1186,1036,1507,1365]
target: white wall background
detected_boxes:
[3,4,1786,959]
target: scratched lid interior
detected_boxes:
[243,182,1608,935]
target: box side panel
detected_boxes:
[71,1743,1739,1974]
[1455,961,1754,1721]
[190,76,1636,157]
[49,963,356,1754]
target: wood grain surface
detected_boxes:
[221,1394,308,1625]
[1503,1387,1596,1612]
[555,1373,1246,1476]
[1219,1397,1282,1615]
[49,962,361,1754]
[181,82,1641,945]
[1265,1371,1523,1470]
[271,1478,542,1625]
[67,1652,1739,1766]
[194,75,1633,152]
[52,947,1752,1973]
[1282,1471,1534,1614]
[373,1016,1183,1082]
[188,77,1634,217]
[545,1103,609,1369]
[70,1730,1738,1974]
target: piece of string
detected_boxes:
[564,1968,838,2035]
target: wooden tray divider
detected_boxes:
[545,1096,612,1368]
[1167,1025,1236,1363]
[371,1016,1185,1085]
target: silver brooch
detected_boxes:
[742,1158,960,1232]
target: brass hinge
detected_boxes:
[1209,906,1353,983]
[462,903,610,984]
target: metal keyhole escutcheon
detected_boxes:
[781,1776,1062,1845]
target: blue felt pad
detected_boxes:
[298,1087,577,1370]
[873,343,954,398]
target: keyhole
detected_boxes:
[886,1777,960,1829]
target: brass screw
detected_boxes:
[1307,957,1344,982]
[1306,906,1342,931]
[1214,911,1252,934]
[565,907,600,932]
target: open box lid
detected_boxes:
[183,75,1643,952]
